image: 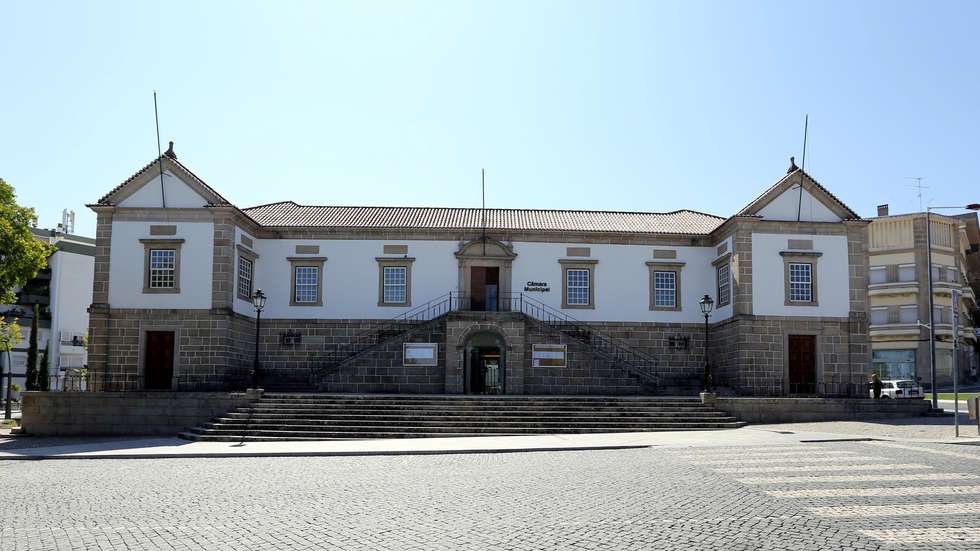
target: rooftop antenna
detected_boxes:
[795,114,809,222]
[481,168,487,255]
[154,91,166,208]
[906,177,928,211]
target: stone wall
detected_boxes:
[252,318,448,393]
[20,391,258,436]
[714,396,930,423]
[708,314,869,396]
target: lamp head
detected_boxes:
[251,289,267,312]
[699,294,714,315]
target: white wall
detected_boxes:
[117,171,209,208]
[511,242,722,324]
[757,187,842,223]
[751,233,851,317]
[230,237,735,323]
[253,239,459,320]
[48,249,94,372]
[108,221,214,309]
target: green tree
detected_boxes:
[26,304,39,390]
[0,178,53,304]
[38,342,49,391]
[0,318,22,420]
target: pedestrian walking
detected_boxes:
[871,373,883,400]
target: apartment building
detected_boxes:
[867,206,980,386]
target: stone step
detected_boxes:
[258,394,701,403]
[189,423,746,438]
[249,402,707,411]
[221,411,731,421]
[205,416,741,428]
[233,406,720,416]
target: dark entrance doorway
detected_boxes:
[464,331,505,394]
[469,266,500,311]
[144,331,175,390]
[788,334,817,394]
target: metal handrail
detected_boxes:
[311,290,662,388]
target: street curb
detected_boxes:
[0,444,651,461]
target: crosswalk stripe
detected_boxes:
[869,441,980,462]
[682,450,853,459]
[712,463,932,474]
[767,485,980,498]
[738,472,977,484]
[810,502,980,518]
[859,527,980,543]
[686,446,817,454]
[693,455,883,466]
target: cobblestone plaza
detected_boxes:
[3,441,980,550]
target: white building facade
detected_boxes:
[0,228,94,400]
[87,153,869,396]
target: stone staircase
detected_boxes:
[179,394,746,441]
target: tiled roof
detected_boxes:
[242,202,726,235]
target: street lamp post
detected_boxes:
[925,204,980,409]
[699,294,715,393]
[251,289,267,390]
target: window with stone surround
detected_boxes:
[559,259,597,309]
[646,261,684,311]
[716,263,730,307]
[781,250,821,307]
[898,264,916,282]
[238,256,254,300]
[376,257,415,307]
[289,257,326,306]
[140,238,184,294]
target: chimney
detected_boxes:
[877,204,889,217]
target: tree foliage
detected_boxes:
[0,318,21,352]
[0,178,53,304]
[26,304,39,390]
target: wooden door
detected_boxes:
[787,335,816,394]
[470,267,487,311]
[144,331,175,390]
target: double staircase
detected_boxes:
[310,292,665,391]
[180,394,745,441]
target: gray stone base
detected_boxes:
[714,397,931,424]
[20,391,258,436]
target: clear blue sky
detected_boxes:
[2,1,978,237]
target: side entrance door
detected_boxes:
[787,334,817,394]
[144,331,175,390]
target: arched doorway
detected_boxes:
[464,331,506,394]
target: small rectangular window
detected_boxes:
[869,267,887,284]
[566,269,590,306]
[383,266,407,304]
[716,263,731,306]
[294,266,319,304]
[946,267,958,283]
[148,249,176,288]
[238,256,254,299]
[899,306,918,324]
[870,308,889,325]
[898,265,915,282]
[654,271,676,308]
[788,263,812,302]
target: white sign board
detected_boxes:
[532,344,567,368]
[403,343,438,366]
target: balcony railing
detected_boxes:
[59,332,87,348]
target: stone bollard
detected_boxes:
[699,391,717,406]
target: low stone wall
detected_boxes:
[20,391,258,436]
[714,397,931,424]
